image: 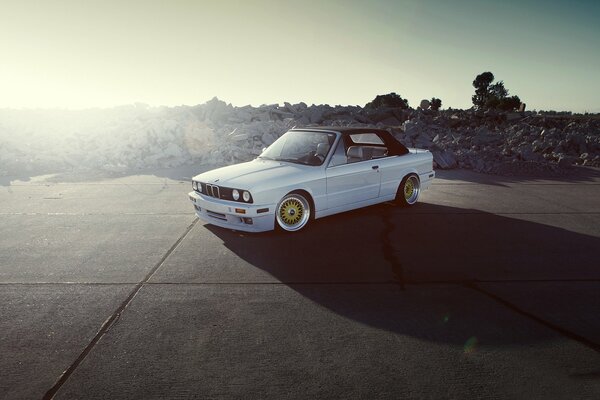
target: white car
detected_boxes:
[189,127,434,232]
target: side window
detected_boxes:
[348,133,389,159]
[328,139,348,167]
[327,133,390,167]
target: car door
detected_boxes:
[325,138,381,209]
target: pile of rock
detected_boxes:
[0,97,598,177]
[394,111,600,174]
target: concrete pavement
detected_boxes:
[1,167,599,399]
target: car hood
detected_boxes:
[193,159,313,190]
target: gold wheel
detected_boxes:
[404,179,414,201]
[397,175,420,206]
[276,193,311,232]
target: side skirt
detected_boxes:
[315,194,396,219]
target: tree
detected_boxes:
[365,92,409,110]
[430,97,442,111]
[497,95,521,111]
[471,72,521,111]
[471,72,495,109]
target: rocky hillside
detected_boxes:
[394,109,600,174]
[1,98,598,177]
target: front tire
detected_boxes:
[396,174,420,207]
[275,193,311,232]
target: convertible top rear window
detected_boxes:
[341,131,408,156]
[349,133,384,145]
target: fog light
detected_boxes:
[243,217,253,225]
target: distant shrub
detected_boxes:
[365,92,409,110]
[430,97,442,111]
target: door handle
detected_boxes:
[372,165,379,170]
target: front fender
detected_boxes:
[251,178,327,213]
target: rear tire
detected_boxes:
[395,174,420,207]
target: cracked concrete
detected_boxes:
[0,167,599,399]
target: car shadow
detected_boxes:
[206,203,599,347]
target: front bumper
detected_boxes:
[188,191,276,232]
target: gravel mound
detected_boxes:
[1,98,598,177]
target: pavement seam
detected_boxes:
[5,183,188,186]
[143,279,600,285]
[6,182,600,186]
[465,282,600,353]
[431,183,600,186]
[3,212,600,216]
[41,218,198,400]
[0,213,191,216]
[2,279,598,286]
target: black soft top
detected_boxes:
[290,126,409,156]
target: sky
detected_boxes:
[1,0,599,112]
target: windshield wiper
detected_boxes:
[274,158,303,164]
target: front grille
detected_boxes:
[218,187,234,201]
[206,184,220,198]
[200,183,222,199]
[199,183,233,201]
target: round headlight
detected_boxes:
[192,181,198,190]
[232,189,240,200]
[198,183,202,193]
[242,191,251,202]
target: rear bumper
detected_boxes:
[189,191,276,233]
[419,170,435,190]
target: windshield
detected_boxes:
[259,131,337,166]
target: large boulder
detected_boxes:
[433,150,458,169]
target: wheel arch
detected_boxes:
[395,168,420,194]
[286,189,315,220]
